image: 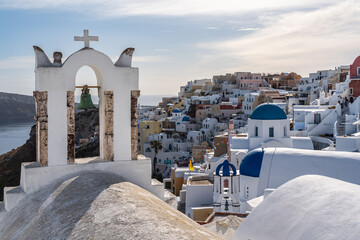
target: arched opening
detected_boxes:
[74,66,100,161]
[223,179,229,194]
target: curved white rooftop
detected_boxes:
[0,172,221,240]
[257,148,360,196]
[234,175,360,240]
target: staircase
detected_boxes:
[308,110,337,136]
[336,106,349,136]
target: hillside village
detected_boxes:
[137,58,360,221]
[2,29,360,240]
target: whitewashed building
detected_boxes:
[230,103,313,155]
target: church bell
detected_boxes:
[78,85,96,110]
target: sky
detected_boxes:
[0,0,360,96]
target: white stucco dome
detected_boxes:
[0,172,220,240]
[233,175,360,240]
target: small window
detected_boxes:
[138,132,140,136]
[255,126,258,137]
[357,67,360,75]
[137,139,140,142]
[284,126,286,137]
[314,113,321,124]
[269,127,274,137]
[350,88,353,95]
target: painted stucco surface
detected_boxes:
[258,148,360,196]
[0,172,220,240]
[233,175,360,240]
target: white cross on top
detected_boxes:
[74,29,98,48]
[260,141,265,151]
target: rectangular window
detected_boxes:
[255,127,258,137]
[357,67,360,75]
[284,126,286,137]
[269,127,274,137]
[314,113,321,124]
[350,88,353,95]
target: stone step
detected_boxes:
[0,202,4,221]
[4,186,25,211]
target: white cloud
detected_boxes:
[111,55,168,63]
[133,55,169,63]
[198,0,360,76]
[154,48,169,52]
[236,27,259,31]
[0,0,339,17]
[204,27,218,30]
[0,56,33,69]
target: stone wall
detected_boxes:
[104,91,114,161]
[33,91,48,166]
[131,90,140,160]
[67,91,75,163]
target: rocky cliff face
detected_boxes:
[0,92,35,124]
[75,108,99,141]
[0,125,36,201]
[75,108,99,158]
[0,108,100,201]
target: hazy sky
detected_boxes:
[0,0,359,96]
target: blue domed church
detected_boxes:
[213,160,241,213]
[227,103,313,168]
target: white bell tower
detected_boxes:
[213,159,241,213]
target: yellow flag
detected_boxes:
[189,160,194,171]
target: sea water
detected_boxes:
[0,122,34,155]
[0,95,173,155]
[138,94,176,106]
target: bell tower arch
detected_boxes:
[33,30,139,166]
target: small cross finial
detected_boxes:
[260,141,265,151]
[74,29,98,48]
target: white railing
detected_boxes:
[290,130,308,137]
